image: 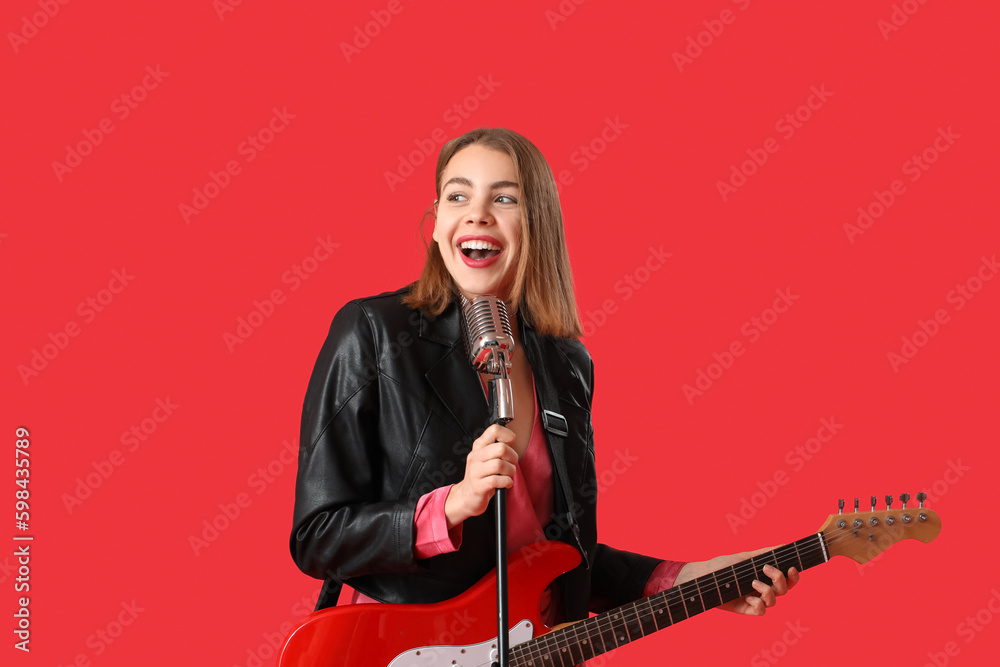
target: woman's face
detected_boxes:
[433,144,522,301]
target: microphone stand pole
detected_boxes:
[487,374,511,667]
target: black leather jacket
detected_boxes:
[289,287,662,621]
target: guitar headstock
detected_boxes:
[818,493,941,563]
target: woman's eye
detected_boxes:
[496,194,517,204]
[445,193,466,202]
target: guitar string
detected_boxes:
[508,531,842,667]
[509,519,933,665]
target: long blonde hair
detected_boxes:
[403,127,583,339]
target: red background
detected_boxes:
[3,1,998,665]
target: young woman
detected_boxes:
[289,127,798,630]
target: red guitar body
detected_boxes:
[277,541,581,667]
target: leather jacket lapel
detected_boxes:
[420,304,489,438]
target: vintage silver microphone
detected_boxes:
[461,295,515,424]
[460,294,514,667]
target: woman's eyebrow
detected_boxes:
[443,177,520,190]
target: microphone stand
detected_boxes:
[460,294,515,667]
[486,374,512,667]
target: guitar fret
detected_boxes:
[665,586,688,624]
[565,622,587,666]
[712,570,724,605]
[714,565,739,603]
[800,534,828,570]
[749,555,764,584]
[695,572,722,611]
[608,610,630,648]
[736,559,759,599]
[622,601,645,644]
[652,593,672,628]
[594,611,617,653]
[554,633,572,667]
[572,620,596,662]
[791,539,804,571]
[638,596,659,635]
[553,627,573,667]
[730,564,745,596]
[774,544,799,579]
[688,579,707,615]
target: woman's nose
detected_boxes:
[466,201,493,225]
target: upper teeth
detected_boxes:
[460,240,500,250]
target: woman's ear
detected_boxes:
[430,199,440,242]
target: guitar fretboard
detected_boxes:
[510,533,828,666]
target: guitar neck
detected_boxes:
[511,533,829,666]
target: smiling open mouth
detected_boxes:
[460,240,501,261]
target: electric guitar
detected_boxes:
[277,495,941,666]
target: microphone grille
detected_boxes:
[461,295,514,375]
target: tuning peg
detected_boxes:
[871,496,877,512]
[900,493,910,509]
[854,497,859,513]
[885,495,893,509]
[917,492,927,508]
[838,499,845,514]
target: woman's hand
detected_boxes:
[444,424,518,529]
[673,546,800,616]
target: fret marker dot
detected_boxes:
[689,597,695,602]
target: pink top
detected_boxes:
[346,384,686,608]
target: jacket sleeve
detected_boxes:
[289,300,422,582]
